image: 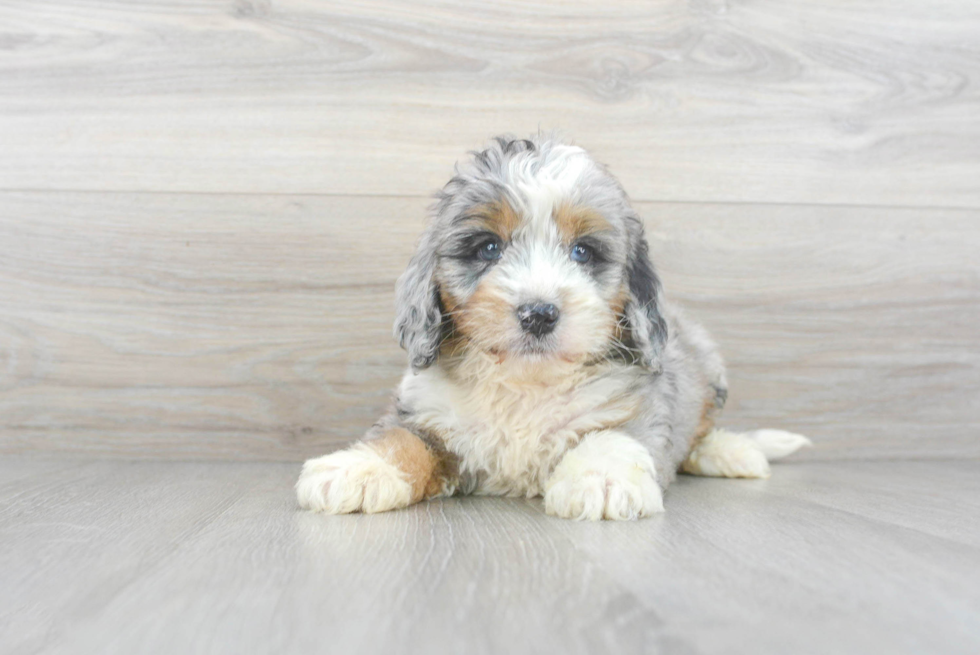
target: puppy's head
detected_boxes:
[395,135,666,372]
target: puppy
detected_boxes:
[297,135,810,521]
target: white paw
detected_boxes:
[544,431,664,521]
[296,445,413,514]
[682,429,771,479]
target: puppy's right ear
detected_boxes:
[393,233,443,371]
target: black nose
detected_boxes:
[517,302,559,337]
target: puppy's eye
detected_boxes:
[570,243,593,263]
[476,239,502,262]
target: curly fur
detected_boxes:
[298,134,810,520]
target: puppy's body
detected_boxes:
[397,304,714,499]
[297,135,808,520]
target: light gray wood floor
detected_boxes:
[3,455,979,655]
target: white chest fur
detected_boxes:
[398,355,643,497]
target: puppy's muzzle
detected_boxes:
[517,302,559,337]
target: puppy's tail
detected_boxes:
[742,429,813,460]
[681,428,812,479]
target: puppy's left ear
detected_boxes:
[393,233,444,371]
[623,225,668,372]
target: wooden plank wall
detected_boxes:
[1,1,978,461]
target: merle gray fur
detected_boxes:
[392,134,728,487]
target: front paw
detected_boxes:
[296,445,413,514]
[544,432,664,521]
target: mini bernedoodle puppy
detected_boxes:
[297,135,810,521]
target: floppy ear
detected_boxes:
[393,233,444,371]
[623,229,668,372]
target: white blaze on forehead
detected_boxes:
[507,145,592,240]
[489,145,598,307]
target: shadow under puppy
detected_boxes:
[297,135,810,520]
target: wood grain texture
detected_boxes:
[544,461,980,655]
[2,1,979,460]
[1,191,978,460]
[759,460,980,547]
[1,457,978,655]
[0,1,978,206]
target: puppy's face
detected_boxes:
[395,137,666,371]
[435,199,625,363]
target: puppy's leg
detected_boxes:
[544,430,664,521]
[681,428,811,479]
[296,428,455,514]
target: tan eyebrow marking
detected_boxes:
[457,200,523,240]
[553,204,613,243]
